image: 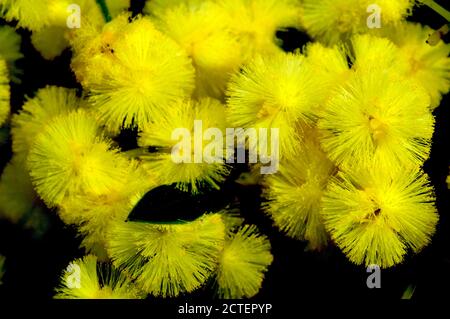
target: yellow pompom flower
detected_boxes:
[302,0,413,44]
[69,13,130,84]
[138,98,230,193]
[78,15,195,134]
[351,34,409,74]
[318,67,434,171]
[215,225,273,299]
[27,109,129,207]
[107,214,226,297]
[321,166,438,268]
[380,22,450,109]
[59,161,156,259]
[46,0,130,60]
[152,1,243,99]
[375,0,414,23]
[26,0,130,60]
[12,86,83,160]
[217,0,301,58]
[55,255,145,299]
[263,126,334,250]
[226,52,324,157]
[0,59,9,126]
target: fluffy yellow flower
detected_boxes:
[0,59,9,126]
[55,255,145,299]
[302,0,413,44]
[138,98,230,193]
[107,214,226,297]
[351,34,409,73]
[59,161,156,259]
[318,67,434,171]
[226,52,325,157]
[217,0,301,58]
[375,0,414,22]
[24,0,129,60]
[263,126,334,250]
[152,1,243,99]
[379,22,450,109]
[215,225,273,299]
[27,109,129,207]
[80,15,195,134]
[12,86,83,160]
[69,13,130,83]
[321,166,438,268]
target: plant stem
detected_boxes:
[418,0,450,22]
[96,0,112,23]
[122,148,149,158]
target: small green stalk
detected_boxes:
[418,0,450,22]
[96,0,112,23]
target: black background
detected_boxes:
[0,0,449,302]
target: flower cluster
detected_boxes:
[0,0,449,299]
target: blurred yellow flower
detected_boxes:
[0,25,22,78]
[0,157,49,235]
[0,59,9,126]
[263,126,334,250]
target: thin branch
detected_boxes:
[418,0,450,22]
[96,0,112,23]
